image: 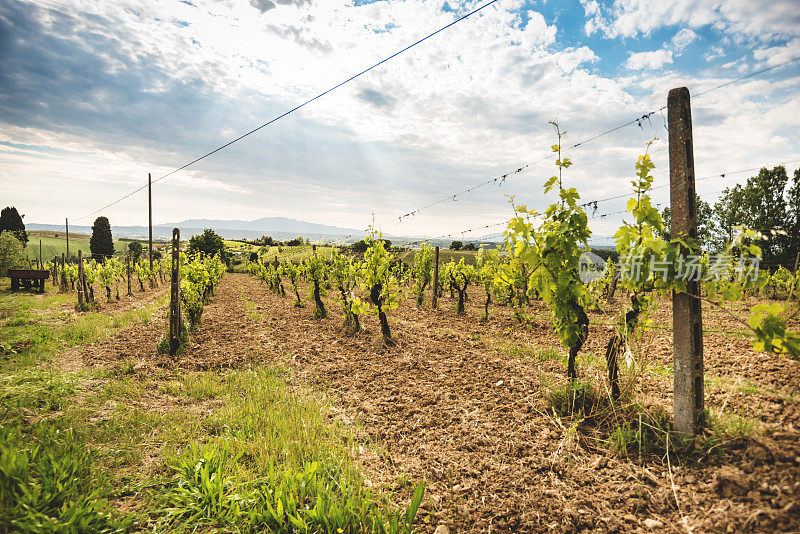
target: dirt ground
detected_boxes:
[78,274,800,533]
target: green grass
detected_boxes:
[546,375,761,462]
[0,287,166,371]
[0,364,426,532]
[0,284,425,532]
[23,233,128,261]
[150,367,424,533]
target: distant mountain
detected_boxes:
[27,218,367,243]
[159,217,365,237]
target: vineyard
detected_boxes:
[3,0,800,529]
[3,137,800,532]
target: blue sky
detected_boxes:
[1,0,799,239]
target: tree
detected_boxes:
[659,194,713,248]
[90,217,114,261]
[712,166,790,265]
[448,259,475,314]
[463,242,477,251]
[188,229,229,264]
[351,240,369,254]
[786,168,800,266]
[450,240,463,251]
[0,231,26,277]
[128,241,142,261]
[0,207,28,245]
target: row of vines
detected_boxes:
[157,252,226,354]
[47,256,170,310]
[244,126,800,400]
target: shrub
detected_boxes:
[0,206,28,245]
[0,231,26,277]
[127,241,142,261]
[188,229,230,265]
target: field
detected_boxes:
[396,249,479,266]
[24,231,135,261]
[226,241,339,262]
[2,264,799,533]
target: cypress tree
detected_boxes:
[0,206,28,245]
[90,216,114,261]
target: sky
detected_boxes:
[1,0,799,241]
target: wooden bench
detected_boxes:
[8,269,50,293]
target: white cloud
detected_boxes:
[671,28,698,50]
[754,38,800,67]
[1,0,799,238]
[625,49,674,70]
[704,45,725,62]
[581,0,800,42]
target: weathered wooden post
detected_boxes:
[76,250,85,307]
[126,256,132,296]
[169,228,181,356]
[432,245,440,309]
[606,272,617,303]
[81,253,90,302]
[148,173,154,279]
[65,218,69,259]
[669,87,704,435]
[793,251,799,274]
[60,253,67,292]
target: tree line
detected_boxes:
[661,165,800,269]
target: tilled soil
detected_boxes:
[80,274,800,533]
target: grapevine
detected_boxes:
[411,244,434,307]
[360,235,400,344]
[329,249,363,335]
[503,122,591,380]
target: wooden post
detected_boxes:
[81,254,90,301]
[126,256,132,296]
[76,250,85,307]
[432,246,440,309]
[793,251,799,274]
[669,87,704,436]
[61,253,67,292]
[606,271,618,303]
[39,240,42,270]
[65,218,69,259]
[169,228,181,356]
[148,173,154,284]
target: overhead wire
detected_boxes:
[396,156,800,246]
[375,55,800,229]
[581,158,800,211]
[69,26,800,234]
[71,0,501,223]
